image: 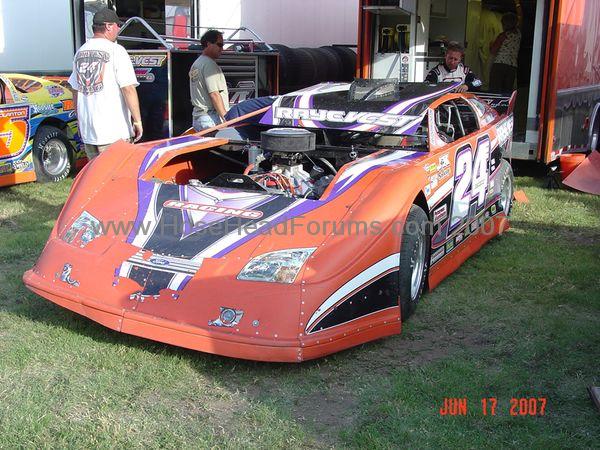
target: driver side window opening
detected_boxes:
[435,99,480,143]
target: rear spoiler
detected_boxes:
[475,91,517,116]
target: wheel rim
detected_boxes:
[410,232,426,301]
[42,138,69,176]
[500,177,512,215]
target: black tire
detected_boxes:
[32,126,74,183]
[270,44,297,92]
[319,46,344,81]
[293,48,318,87]
[498,159,514,216]
[399,204,430,321]
[306,48,334,82]
[329,46,357,81]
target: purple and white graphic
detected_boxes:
[119,138,418,295]
[259,81,461,135]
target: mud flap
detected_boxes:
[563,151,600,195]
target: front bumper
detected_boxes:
[23,269,400,362]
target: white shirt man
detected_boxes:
[68,8,142,159]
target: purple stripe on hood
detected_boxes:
[127,136,210,244]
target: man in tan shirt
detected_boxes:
[189,30,229,130]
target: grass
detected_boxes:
[0,176,599,448]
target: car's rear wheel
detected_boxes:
[398,204,430,321]
[32,126,73,183]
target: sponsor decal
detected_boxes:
[491,204,497,214]
[129,291,159,302]
[431,247,445,264]
[424,183,431,197]
[12,160,31,172]
[130,54,167,67]
[46,85,64,98]
[56,263,79,287]
[438,153,450,169]
[230,81,256,104]
[424,162,438,173]
[62,211,102,248]
[61,99,75,111]
[0,163,13,174]
[273,106,420,128]
[429,174,439,189]
[149,257,170,266]
[445,240,455,252]
[31,103,58,115]
[163,199,264,219]
[455,232,464,244]
[135,68,155,83]
[437,166,451,182]
[433,204,448,223]
[0,106,28,119]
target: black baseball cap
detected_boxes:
[93,8,122,25]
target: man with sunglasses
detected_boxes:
[189,30,229,131]
[68,8,142,159]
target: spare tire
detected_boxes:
[319,46,344,81]
[306,48,334,83]
[329,46,357,81]
[292,48,318,87]
[270,44,297,92]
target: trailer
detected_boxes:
[356,0,600,164]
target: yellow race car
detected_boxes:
[0,73,85,187]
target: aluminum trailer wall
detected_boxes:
[0,0,81,74]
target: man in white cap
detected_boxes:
[68,8,143,159]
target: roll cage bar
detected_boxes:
[116,16,274,52]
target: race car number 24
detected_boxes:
[450,136,491,230]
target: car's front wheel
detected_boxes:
[32,126,73,183]
[398,204,430,321]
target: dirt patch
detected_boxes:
[289,381,358,447]
[284,325,493,444]
[347,324,494,376]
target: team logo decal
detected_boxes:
[130,54,167,67]
[46,85,64,98]
[135,68,155,83]
[74,49,110,95]
[163,199,264,219]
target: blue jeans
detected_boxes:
[193,112,221,131]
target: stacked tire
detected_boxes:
[270,44,357,93]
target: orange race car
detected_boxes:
[24,80,515,362]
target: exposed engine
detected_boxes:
[246,128,335,199]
